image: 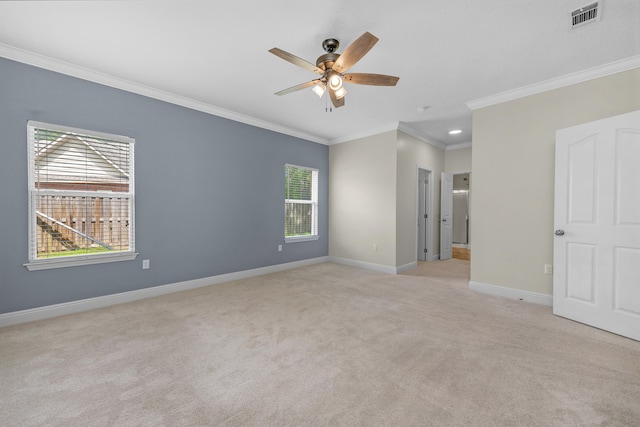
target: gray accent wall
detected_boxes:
[0,57,328,314]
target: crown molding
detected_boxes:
[329,122,399,145]
[466,55,640,110]
[446,142,472,151]
[0,43,329,145]
[329,122,448,150]
[397,123,447,150]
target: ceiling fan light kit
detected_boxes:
[312,82,327,98]
[269,32,399,109]
[328,72,343,91]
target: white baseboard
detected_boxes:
[396,261,418,274]
[328,257,418,275]
[0,256,329,328]
[469,281,553,306]
[328,256,397,275]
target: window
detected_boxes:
[25,121,136,270]
[285,164,318,242]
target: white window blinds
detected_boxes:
[285,164,318,241]
[27,121,135,267]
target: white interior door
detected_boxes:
[554,109,640,341]
[417,170,430,261]
[440,172,453,260]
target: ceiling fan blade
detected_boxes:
[331,32,379,73]
[329,88,345,108]
[269,48,325,75]
[274,80,321,96]
[344,73,399,86]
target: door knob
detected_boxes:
[554,229,565,236]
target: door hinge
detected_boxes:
[424,248,428,253]
[424,214,428,218]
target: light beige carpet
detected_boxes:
[1,260,639,426]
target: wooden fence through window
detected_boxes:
[35,195,130,256]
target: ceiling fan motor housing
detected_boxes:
[316,53,340,71]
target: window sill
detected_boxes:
[285,235,319,243]
[24,252,139,271]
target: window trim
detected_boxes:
[24,121,137,271]
[24,252,138,271]
[284,164,319,243]
[285,235,319,244]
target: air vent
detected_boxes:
[571,2,600,28]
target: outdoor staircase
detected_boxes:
[36,216,79,251]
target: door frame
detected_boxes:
[450,171,472,249]
[416,167,434,261]
[440,172,454,260]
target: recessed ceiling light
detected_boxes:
[449,129,462,135]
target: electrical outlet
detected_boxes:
[142,259,150,269]
[278,245,282,252]
[544,264,553,275]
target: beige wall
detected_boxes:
[396,131,445,266]
[329,129,447,269]
[329,131,397,267]
[471,68,640,295]
[445,146,472,173]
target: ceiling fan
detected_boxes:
[269,32,399,108]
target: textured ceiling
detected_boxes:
[0,0,638,146]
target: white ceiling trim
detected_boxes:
[0,43,330,145]
[397,123,447,151]
[330,122,448,150]
[466,55,640,110]
[446,142,472,151]
[329,122,399,145]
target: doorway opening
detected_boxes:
[417,168,433,261]
[452,172,471,261]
